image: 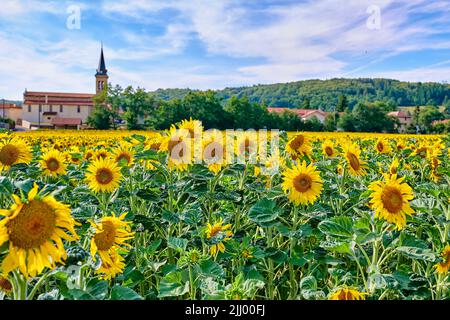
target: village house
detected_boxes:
[0,102,22,125]
[387,111,412,133]
[21,46,109,130]
[267,107,328,123]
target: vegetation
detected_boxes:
[150,78,450,110]
[0,127,448,300]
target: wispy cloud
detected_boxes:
[1,0,450,99]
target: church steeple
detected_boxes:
[96,43,108,76]
[95,43,109,94]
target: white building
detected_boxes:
[21,45,109,129]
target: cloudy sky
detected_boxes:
[1,0,450,100]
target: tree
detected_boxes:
[87,106,114,129]
[88,85,114,129]
[323,113,337,132]
[418,107,445,133]
[336,94,349,112]
[302,97,311,109]
[337,111,356,132]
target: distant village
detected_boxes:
[0,45,447,133]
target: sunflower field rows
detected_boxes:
[0,121,449,300]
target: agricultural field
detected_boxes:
[0,121,448,300]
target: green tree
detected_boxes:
[88,85,114,129]
[336,94,349,112]
[323,113,337,132]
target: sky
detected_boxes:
[1,0,450,100]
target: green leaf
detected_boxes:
[87,280,109,300]
[248,198,279,226]
[158,276,190,298]
[320,240,352,254]
[0,177,13,195]
[67,289,95,300]
[167,237,188,252]
[110,286,143,300]
[396,246,436,262]
[198,259,224,278]
[318,216,354,240]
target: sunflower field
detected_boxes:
[0,120,449,301]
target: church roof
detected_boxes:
[96,45,108,76]
[24,91,95,106]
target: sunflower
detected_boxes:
[375,138,392,154]
[205,219,233,256]
[329,288,366,300]
[203,136,228,174]
[434,245,450,274]
[411,145,428,159]
[90,213,134,278]
[95,250,126,280]
[235,131,258,161]
[368,174,414,230]
[112,143,135,167]
[40,149,67,177]
[342,143,368,176]
[282,161,323,206]
[67,146,83,165]
[0,183,79,278]
[160,126,192,171]
[85,157,122,193]
[93,149,110,160]
[389,158,400,176]
[0,276,12,294]
[285,133,312,159]
[0,138,32,171]
[322,140,336,157]
[178,118,204,138]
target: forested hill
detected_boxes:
[149,78,450,111]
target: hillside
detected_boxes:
[149,78,450,111]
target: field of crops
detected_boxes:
[0,120,448,300]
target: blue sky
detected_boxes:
[1,0,450,100]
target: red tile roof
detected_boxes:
[432,119,450,126]
[51,118,83,126]
[0,103,22,109]
[24,91,95,106]
[387,111,411,118]
[267,107,327,117]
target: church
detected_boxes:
[21,46,109,129]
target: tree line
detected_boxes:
[87,84,450,133]
[148,78,450,111]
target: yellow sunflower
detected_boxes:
[160,126,192,171]
[205,219,233,256]
[368,174,414,230]
[203,139,227,174]
[0,183,79,278]
[96,250,126,280]
[90,213,134,278]
[178,118,204,138]
[375,138,392,154]
[322,140,336,157]
[0,276,12,294]
[389,158,400,176]
[112,143,135,167]
[329,288,366,300]
[282,161,323,206]
[285,133,312,160]
[0,138,32,171]
[434,245,450,274]
[85,157,122,193]
[342,143,368,176]
[40,149,67,177]
[235,131,258,161]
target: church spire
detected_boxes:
[95,43,109,94]
[96,43,108,76]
